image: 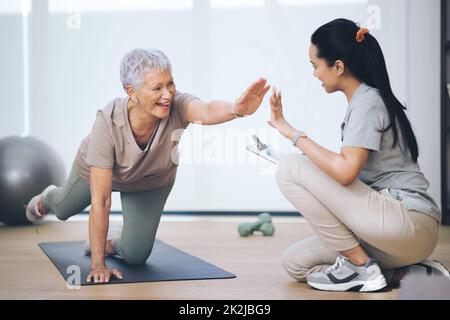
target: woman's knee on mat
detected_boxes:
[120,245,153,266]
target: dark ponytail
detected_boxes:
[311,18,419,162]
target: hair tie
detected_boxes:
[356,27,369,43]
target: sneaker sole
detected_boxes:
[308,275,387,292]
[419,260,450,278]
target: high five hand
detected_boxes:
[268,87,295,139]
[234,78,271,116]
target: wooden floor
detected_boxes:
[0,215,449,300]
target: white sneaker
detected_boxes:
[84,225,122,256]
[306,256,387,292]
[25,185,57,223]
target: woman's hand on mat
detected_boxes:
[233,77,270,116]
[87,265,123,283]
[268,87,296,139]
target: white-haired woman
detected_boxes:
[25,48,270,284]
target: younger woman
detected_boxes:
[268,19,446,292]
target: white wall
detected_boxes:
[0,0,442,212]
[0,2,24,138]
[406,0,441,208]
[365,0,442,208]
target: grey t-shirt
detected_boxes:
[341,83,441,222]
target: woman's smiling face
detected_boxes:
[132,68,176,119]
[309,44,341,94]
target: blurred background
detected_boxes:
[0,0,440,213]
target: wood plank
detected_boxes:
[0,216,448,300]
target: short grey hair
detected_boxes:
[119,48,172,91]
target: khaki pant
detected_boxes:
[276,154,439,282]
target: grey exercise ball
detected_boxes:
[0,135,66,225]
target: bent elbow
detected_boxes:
[340,178,353,187]
[338,173,358,187]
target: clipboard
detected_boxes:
[246,135,280,165]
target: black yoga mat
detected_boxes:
[39,240,236,285]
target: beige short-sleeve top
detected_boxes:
[74,91,197,192]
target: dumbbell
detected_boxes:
[238,213,275,237]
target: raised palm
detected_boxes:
[268,87,295,139]
[234,78,271,116]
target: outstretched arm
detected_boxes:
[185,78,270,125]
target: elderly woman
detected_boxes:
[25,48,270,284]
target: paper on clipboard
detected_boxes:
[246,135,280,165]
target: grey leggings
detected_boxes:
[42,163,174,265]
